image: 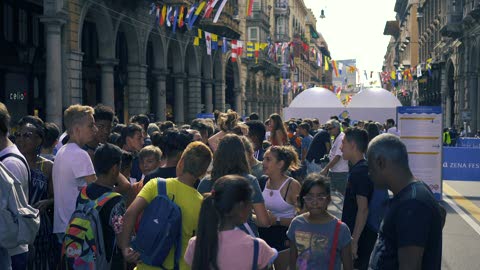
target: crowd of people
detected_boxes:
[0,101,446,270]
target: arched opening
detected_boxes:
[0,1,45,122]
[201,54,213,113]
[146,40,155,115]
[114,31,128,122]
[446,62,455,128]
[81,20,101,106]
[166,40,183,121]
[225,58,235,111]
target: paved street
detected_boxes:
[329,180,480,269]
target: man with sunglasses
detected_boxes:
[0,102,31,270]
[320,120,349,195]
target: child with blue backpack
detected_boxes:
[119,141,213,270]
[185,175,277,270]
[61,143,126,270]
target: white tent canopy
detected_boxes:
[348,87,402,108]
[283,87,345,123]
[288,87,344,108]
[284,87,403,125]
[346,87,402,123]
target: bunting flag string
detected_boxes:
[203,0,219,19]
[205,31,212,55]
[189,1,206,29]
[246,0,254,16]
[178,6,185,28]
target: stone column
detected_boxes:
[477,72,480,131]
[259,102,264,121]
[68,51,83,106]
[204,79,214,113]
[152,70,168,121]
[188,75,202,122]
[127,65,149,117]
[173,73,186,124]
[41,16,65,128]
[234,88,242,114]
[246,100,252,115]
[214,79,226,112]
[97,59,118,110]
[468,73,478,135]
[440,66,449,127]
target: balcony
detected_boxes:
[243,53,280,76]
[199,0,241,39]
[247,10,271,29]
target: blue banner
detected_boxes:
[456,137,480,148]
[196,113,214,119]
[443,147,480,181]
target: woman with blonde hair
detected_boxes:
[268,114,288,146]
[208,110,239,152]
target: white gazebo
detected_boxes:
[346,87,402,123]
[283,87,346,123]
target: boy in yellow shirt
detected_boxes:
[119,141,213,270]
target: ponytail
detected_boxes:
[191,175,253,270]
[192,195,220,270]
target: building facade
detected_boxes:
[418,0,480,134]
[383,0,480,134]
[383,0,420,106]
[1,0,328,127]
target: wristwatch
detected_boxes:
[276,217,281,226]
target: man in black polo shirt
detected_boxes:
[305,127,331,174]
[341,127,375,270]
[367,134,445,270]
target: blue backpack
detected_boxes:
[367,188,389,232]
[131,178,182,270]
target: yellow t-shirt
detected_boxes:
[136,178,203,270]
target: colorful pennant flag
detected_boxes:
[332,60,339,77]
[222,37,228,54]
[160,5,167,26]
[211,34,218,50]
[237,41,244,56]
[185,3,197,29]
[255,42,260,64]
[172,6,179,33]
[178,6,185,28]
[149,3,156,15]
[246,0,254,16]
[417,64,422,77]
[193,29,202,46]
[205,31,212,55]
[231,40,238,61]
[204,0,219,19]
[324,56,329,71]
[166,6,173,27]
[214,0,228,23]
[189,1,207,29]
[247,42,254,58]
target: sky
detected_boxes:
[303,0,397,80]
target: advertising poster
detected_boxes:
[397,106,443,200]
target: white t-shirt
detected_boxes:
[328,132,349,173]
[387,127,400,137]
[53,143,95,233]
[0,144,30,256]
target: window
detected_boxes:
[3,3,14,42]
[248,27,259,41]
[277,17,285,35]
[19,9,28,44]
[32,15,39,46]
[252,0,261,11]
